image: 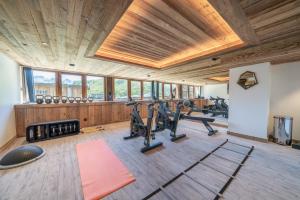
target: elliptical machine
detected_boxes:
[124,99,163,153]
[153,100,187,141]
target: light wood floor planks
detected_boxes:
[0,120,300,200]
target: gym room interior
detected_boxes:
[0,0,300,199]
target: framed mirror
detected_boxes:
[237,71,258,89]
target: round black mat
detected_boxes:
[0,145,45,169]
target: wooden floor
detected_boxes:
[1,120,300,200]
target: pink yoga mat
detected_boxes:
[76,140,135,200]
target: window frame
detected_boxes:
[113,78,128,101]
[61,73,84,98]
[188,85,194,99]
[32,69,57,97]
[130,80,142,100]
[86,75,105,101]
[163,83,171,99]
[143,81,152,100]
[182,84,188,99]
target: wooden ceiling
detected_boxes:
[0,0,300,85]
[95,0,244,68]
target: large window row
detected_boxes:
[32,69,199,102]
[33,70,105,101]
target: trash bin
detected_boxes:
[273,116,293,145]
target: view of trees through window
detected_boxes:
[189,86,194,99]
[182,85,188,99]
[87,76,104,100]
[33,70,56,96]
[131,81,141,99]
[164,83,171,99]
[31,70,199,101]
[143,81,152,99]
[62,74,82,97]
[114,79,128,100]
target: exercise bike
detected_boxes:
[202,97,228,118]
[153,100,187,141]
[124,100,163,153]
[157,100,218,136]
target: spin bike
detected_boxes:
[153,100,187,141]
[124,100,163,153]
[154,100,218,136]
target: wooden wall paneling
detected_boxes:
[82,75,87,98]
[56,72,62,96]
[140,103,148,119]
[103,104,112,124]
[25,108,35,126]
[14,99,216,137]
[141,81,144,100]
[106,77,113,101]
[88,105,95,126]
[178,84,182,99]
[79,105,89,128]
[128,79,131,99]
[15,107,26,137]
[92,104,102,125]
[112,103,120,122]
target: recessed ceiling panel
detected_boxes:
[95,0,244,68]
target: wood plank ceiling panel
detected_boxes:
[95,0,244,68]
[0,0,299,85]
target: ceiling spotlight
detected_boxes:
[42,42,48,46]
[69,63,75,67]
[147,74,151,77]
[22,43,27,46]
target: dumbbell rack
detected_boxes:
[26,119,80,143]
[142,139,254,200]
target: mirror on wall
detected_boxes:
[237,71,258,89]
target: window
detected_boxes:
[33,70,56,96]
[171,84,177,99]
[131,80,141,99]
[143,81,152,99]
[182,85,188,99]
[164,83,171,99]
[159,82,163,99]
[195,86,200,98]
[62,74,82,97]
[87,76,104,100]
[114,79,128,100]
[189,86,194,99]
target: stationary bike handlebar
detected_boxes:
[125,101,140,106]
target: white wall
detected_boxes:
[269,61,300,140]
[0,53,20,148]
[229,63,271,140]
[203,83,229,101]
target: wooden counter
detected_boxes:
[14,99,207,137]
